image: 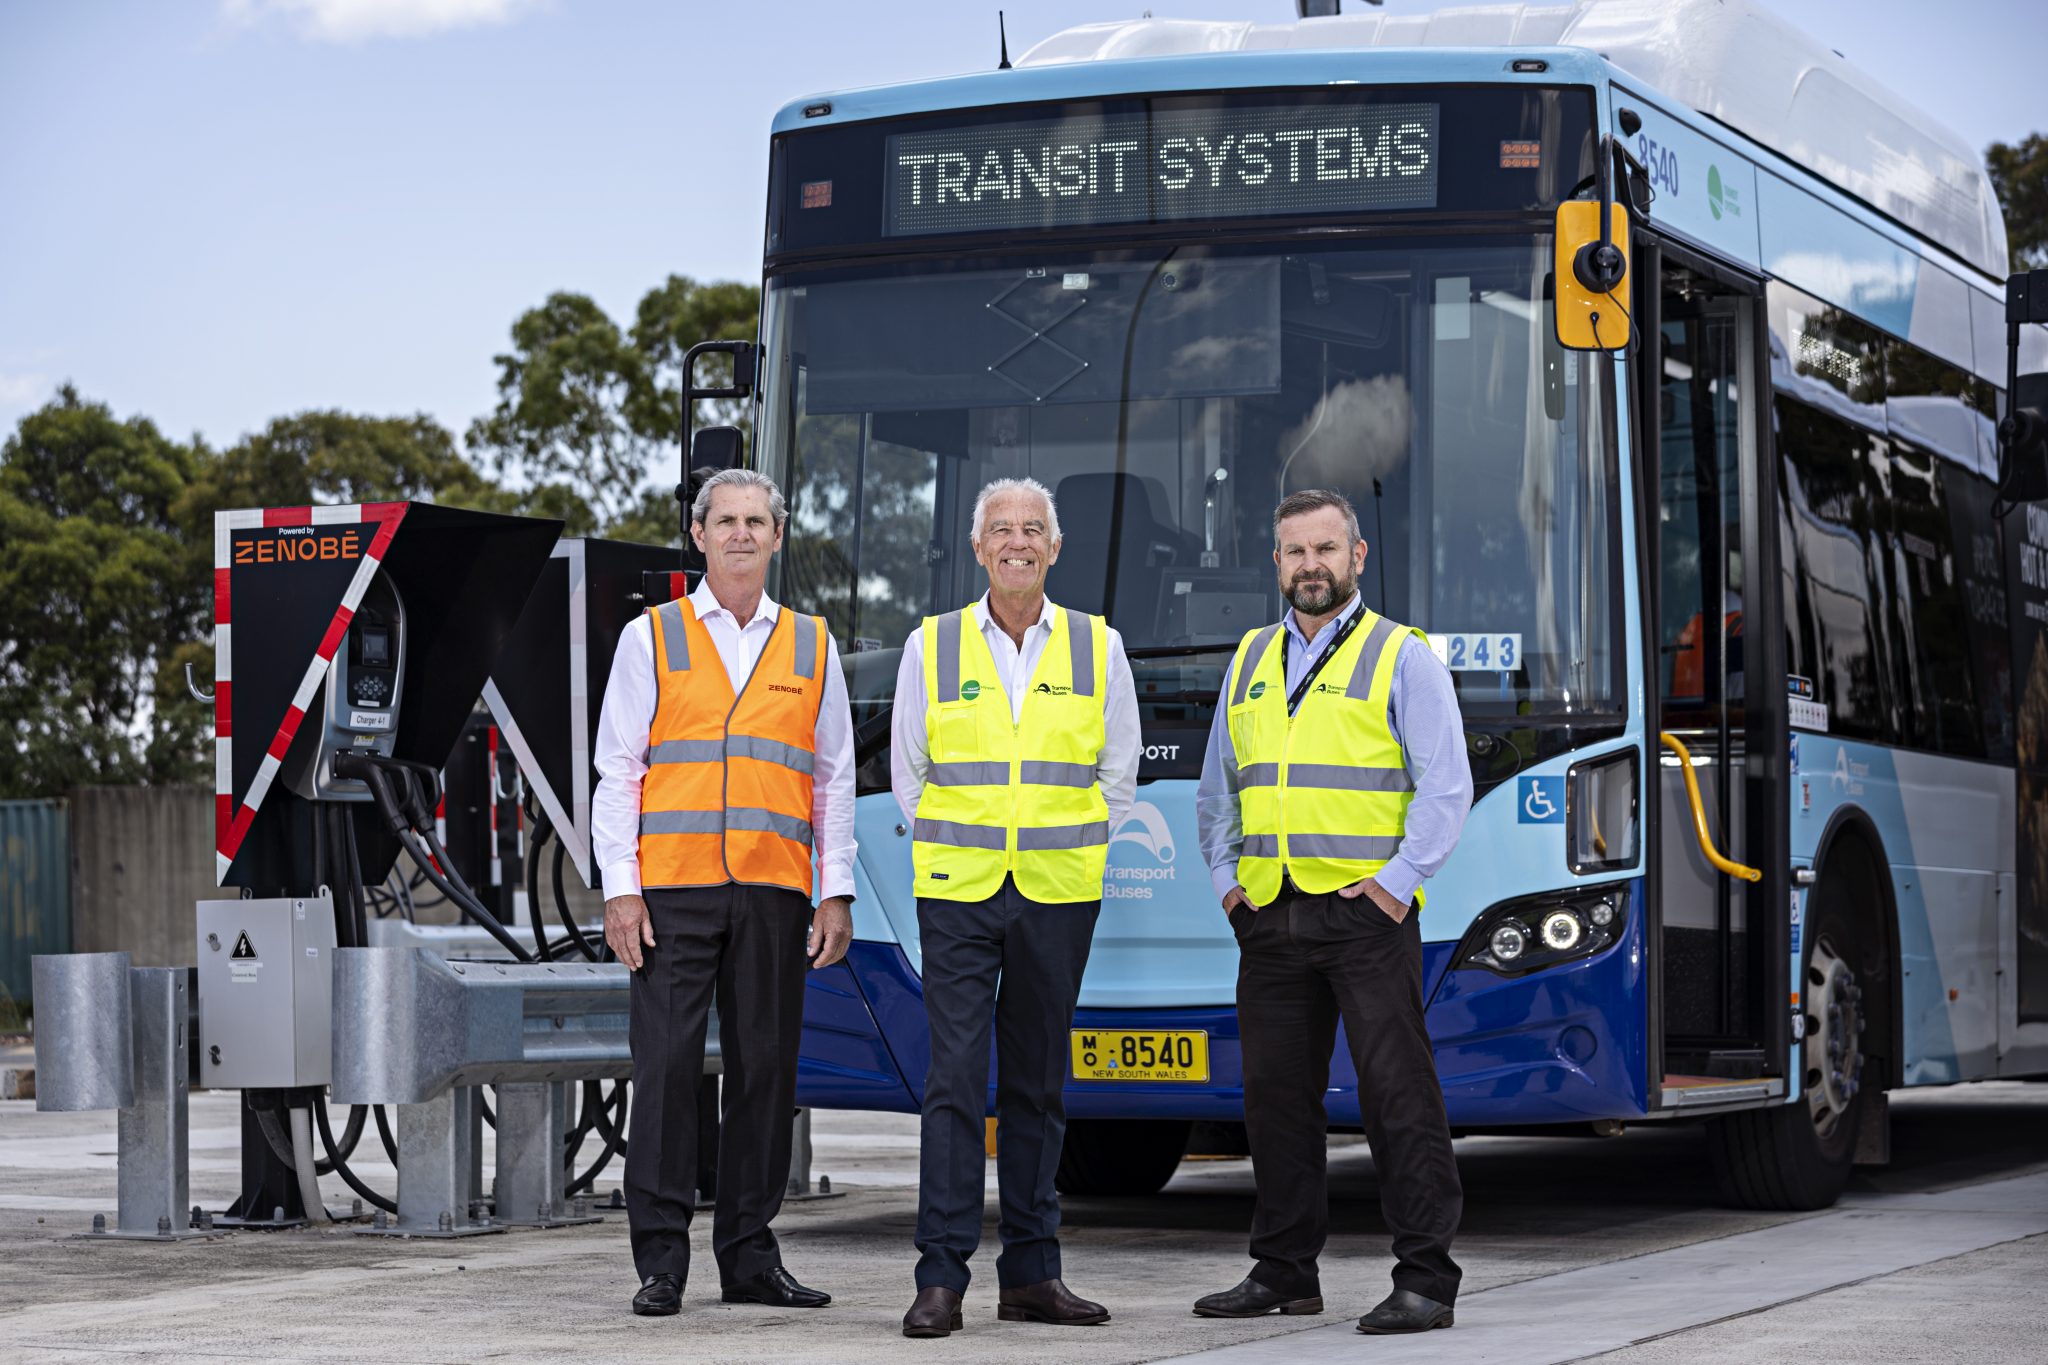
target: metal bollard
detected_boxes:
[492,1082,602,1228]
[32,953,134,1112]
[784,1108,842,1202]
[33,958,217,1242]
[355,1087,503,1239]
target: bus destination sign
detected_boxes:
[883,102,1440,237]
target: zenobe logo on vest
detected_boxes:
[1248,681,1267,698]
[960,680,982,700]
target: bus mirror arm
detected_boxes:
[1575,134,1628,296]
[1993,269,2048,515]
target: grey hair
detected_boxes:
[970,476,1062,546]
[1272,488,1362,546]
[691,467,788,531]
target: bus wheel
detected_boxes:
[1706,895,1867,1210]
[1053,1118,1192,1197]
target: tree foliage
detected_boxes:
[0,387,211,795]
[1988,134,2048,271]
[469,276,760,544]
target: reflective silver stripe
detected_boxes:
[727,806,813,846]
[1020,760,1093,788]
[1239,762,1280,788]
[650,739,724,764]
[1017,820,1108,851]
[928,761,1010,786]
[640,809,722,835]
[792,614,818,680]
[656,599,691,673]
[1345,614,1402,700]
[1065,608,1094,697]
[935,611,963,703]
[1233,625,1282,705]
[1283,763,1413,793]
[727,734,816,775]
[1285,832,1404,860]
[1242,833,1280,859]
[913,817,1007,850]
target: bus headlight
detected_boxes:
[1540,909,1584,951]
[1490,921,1529,962]
[1460,884,1628,977]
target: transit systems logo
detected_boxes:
[1106,800,1176,901]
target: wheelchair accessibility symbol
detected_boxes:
[1518,775,1565,824]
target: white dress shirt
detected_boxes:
[593,579,857,902]
[890,593,1140,833]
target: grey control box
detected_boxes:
[197,894,337,1089]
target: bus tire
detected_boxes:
[1705,881,1868,1210]
[1053,1118,1192,1197]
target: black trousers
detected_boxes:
[914,880,1099,1294]
[1234,886,1463,1306]
[624,883,811,1286]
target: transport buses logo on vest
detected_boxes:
[1034,681,1071,695]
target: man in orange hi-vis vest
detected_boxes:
[593,468,856,1319]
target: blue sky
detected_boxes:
[1,0,2041,453]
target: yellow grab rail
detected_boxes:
[1657,732,1763,883]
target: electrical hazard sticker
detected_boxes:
[230,931,258,960]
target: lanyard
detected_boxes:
[1284,605,1362,716]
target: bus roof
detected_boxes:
[1015,0,2007,280]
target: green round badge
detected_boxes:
[1248,681,1267,699]
[960,680,981,700]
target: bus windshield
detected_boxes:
[758,234,1621,771]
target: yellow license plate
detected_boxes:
[1070,1029,1209,1083]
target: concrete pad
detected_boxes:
[2,1084,2044,1363]
[1166,1172,2048,1364]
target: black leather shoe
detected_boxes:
[1192,1275,1323,1318]
[903,1285,964,1337]
[1356,1288,1453,1334]
[996,1278,1110,1325]
[632,1273,682,1316]
[722,1265,831,1308]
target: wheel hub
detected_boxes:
[1804,936,1865,1140]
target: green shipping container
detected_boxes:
[0,799,70,1017]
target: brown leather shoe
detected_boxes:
[997,1278,1110,1325]
[903,1285,964,1338]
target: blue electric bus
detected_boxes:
[733,0,2048,1209]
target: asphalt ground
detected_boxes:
[1,1081,2044,1363]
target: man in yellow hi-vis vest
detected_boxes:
[890,477,1139,1338]
[1193,489,1472,1336]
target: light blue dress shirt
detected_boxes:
[1195,593,1474,906]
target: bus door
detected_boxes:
[1645,249,1790,1104]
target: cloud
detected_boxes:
[221,0,541,43]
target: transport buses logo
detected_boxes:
[1107,801,1176,901]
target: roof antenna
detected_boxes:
[998,10,1012,69]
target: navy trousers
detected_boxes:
[914,879,1099,1294]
